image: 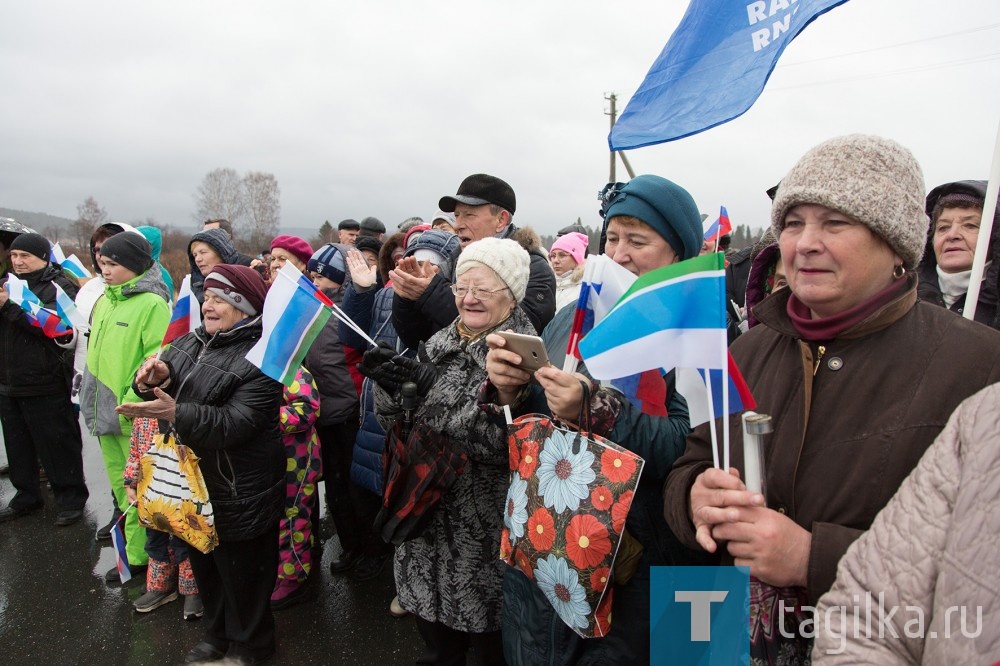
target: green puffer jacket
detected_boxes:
[81,263,170,436]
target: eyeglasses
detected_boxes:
[450,284,510,300]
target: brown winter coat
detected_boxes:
[663,276,1000,605]
[814,384,1000,664]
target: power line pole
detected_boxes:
[605,93,636,181]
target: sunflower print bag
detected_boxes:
[137,431,218,554]
[499,410,644,638]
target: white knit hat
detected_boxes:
[771,134,928,269]
[456,237,530,302]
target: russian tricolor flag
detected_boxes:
[246,261,332,386]
[110,517,132,583]
[162,275,200,347]
[703,206,733,243]
[4,274,73,338]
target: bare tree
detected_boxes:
[71,196,108,248]
[242,171,281,251]
[193,168,246,228]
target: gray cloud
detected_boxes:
[1,1,997,240]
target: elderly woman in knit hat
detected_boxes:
[485,174,706,665]
[548,231,589,311]
[361,237,535,664]
[662,135,1000,661]
[916,179,1000,328]
[119,265,284,664]
[268,235,314,281]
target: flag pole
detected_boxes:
[963,119,1000,321]
[704,371,720,469]
[721,332,730,471]
[564,258,604,374]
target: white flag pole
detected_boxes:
[564,258,604,374]
[721,338,730,472]
[963,119,1000,321]
[704,371,720,469]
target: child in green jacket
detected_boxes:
[80,232,170,582]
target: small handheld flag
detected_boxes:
[578,253,728,379]
[50,243,92,280]
[675,355,756,428]
[53,283,87,329]
[161,275,200,348]
[563,256,669,416]
[5,275,73,338]
[246,262,333,385]
[564,255,638,368]
[110,506,133,583]
[703,206,733,243]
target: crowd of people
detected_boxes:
[1,135,999,664]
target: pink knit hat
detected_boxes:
[270,235,314,266]
[549,232,588,266]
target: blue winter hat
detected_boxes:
[307,243,346,285]
[602,175,703,261]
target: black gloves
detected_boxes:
[389,356,437,398]
[359,343,438,398]
[360,343,403,393]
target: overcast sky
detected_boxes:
[1,1,997,240]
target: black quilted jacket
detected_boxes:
[139,317,284,541]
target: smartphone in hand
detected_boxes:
[496,331,552,374]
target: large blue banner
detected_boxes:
[610,0,850,150]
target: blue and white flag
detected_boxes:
[246,262,332,386]
[609,0,850,149]
[578,253,728,379]
[53,283,87,329]
[50,242,92,279]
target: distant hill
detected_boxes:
[0,207,74,235]
[1,207,339,249]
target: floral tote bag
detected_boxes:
[500,409,644,638]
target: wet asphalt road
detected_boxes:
[0,421,424,666]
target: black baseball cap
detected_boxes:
[439,174,516,215]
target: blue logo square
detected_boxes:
[650,566,750,665]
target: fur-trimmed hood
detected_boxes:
[508,225,542,254]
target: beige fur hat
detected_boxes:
[771,134,928,268]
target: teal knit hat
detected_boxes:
[602,175,703,260]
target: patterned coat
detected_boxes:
[374,307,537,633]
[276,367,322,583]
